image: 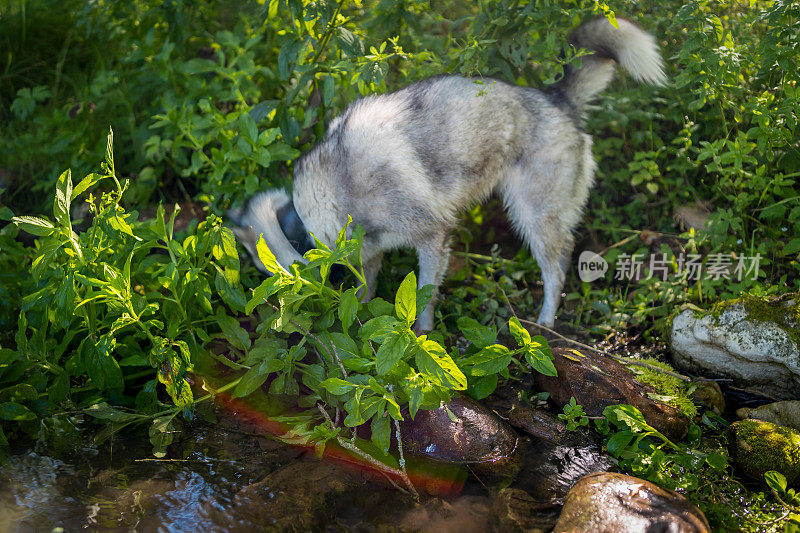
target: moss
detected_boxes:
[730,419,800,485]
[630,357,698,419]
[708,294,800,347]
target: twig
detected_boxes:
[393,418,418,498]
[316,404,419,499]
[496,283,519,321]
[517,318,698,383]
[597,233,641,257]
[728,385,782,402]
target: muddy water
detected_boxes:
[0,418,613,532]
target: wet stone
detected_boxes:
[513,437,615,503]
[400,395,523,480]
[506,405,615,503]
[533,348,690,441]
[553,472,711,533]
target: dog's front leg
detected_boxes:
[357,252,384,302]
[413,232,451,333]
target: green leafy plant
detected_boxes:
[559,396,590,431]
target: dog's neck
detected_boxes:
[275,200,315,256]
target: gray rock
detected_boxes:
[553,472,711,532]
[737,400,800,431]
[671,302,800,399]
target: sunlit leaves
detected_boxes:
[395,271,417,326]
[414,339,467,391]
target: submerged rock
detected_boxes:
[494,487,560,532]
[533,348,690,441]
[400,395,522,480]
[226,458,363,530]
[553,472,711,532]
[737,400,800,431]
[671,300,800,400]
[728,419,800,485]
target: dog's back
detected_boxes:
[293,76,577,248]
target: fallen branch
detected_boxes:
[517,318,698,383]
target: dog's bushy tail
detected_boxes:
[554,17,666,107]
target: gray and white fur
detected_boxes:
[229,17,666,331]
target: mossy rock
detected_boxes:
[728,419,800,486]
[627,357,699,418]
[671,297,800,400]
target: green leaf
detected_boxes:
[457,317,496,348]
[367,298,395,317]
[256,235,287,274]
[408,384,423,419]
[246,275,286,314]
[71,172,103,201]
[339,288,360,332]
[783,238,800,256]
[320,378,355,395]
[149,415,176,458]
[605,430,635,455]
[360,315,399,343]
[509,316,531,346]
[465,344,512,376]
[415,339,467,390]
[603,404,652,433]
[49,372,70,402]
[376,331,409,375]
[53,169,73,227]
[371,414,391,455]
[705,451,728,471]
[0,402,36,421]
[0,383,38,402]
[232,361,272,398]
[395,271,417,325]
[765,470,787,493]
[416,284,435,314]
[216,313,251,352]
[523,345,557,377]
[470,374,498,400]
[85,402,141,423]
[12,215,55,236]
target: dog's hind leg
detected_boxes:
[413,231,452,333]
[501,180,578,328]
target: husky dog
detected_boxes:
[229,17,665,332]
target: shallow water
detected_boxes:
[0,414,618,533]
